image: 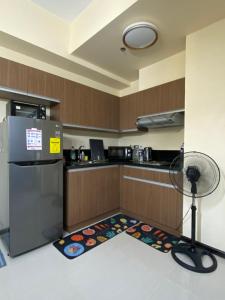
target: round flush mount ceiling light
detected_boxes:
[122,22,158,50]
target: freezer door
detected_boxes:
[9,160,63,257]
[7,116,63,162]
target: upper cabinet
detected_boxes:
[54,79,120,131]
[0,57,184,133]
[120,78,185,131]
[0,57,9,87]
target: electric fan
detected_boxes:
[169,151,220,273]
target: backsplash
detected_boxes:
[63,128,119,149]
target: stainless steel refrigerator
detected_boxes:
[0,116,63,257]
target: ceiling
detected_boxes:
[73,0,225,81]
[1,0,225,92]
[32,0,93,22]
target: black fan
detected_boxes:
[169,151,220,273]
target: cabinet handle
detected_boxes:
[123,175,175,189]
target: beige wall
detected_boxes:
[63,129,118,149]
[119,128,184,149]
[184,18,225,250]
[139,51,185,91]
[119,51,185,150]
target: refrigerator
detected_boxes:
[0,116,63,257]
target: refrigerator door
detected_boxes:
[9,160,63,257]
[7,116,62,162]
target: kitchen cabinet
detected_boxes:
[64,166,120,231]
[56,79,119,131]
[0,57,9,87]
[7,60,28,92]
[27,67,46,96]
[119,78,185,131]
[120,166,182,235]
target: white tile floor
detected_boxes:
[0,231,225,300]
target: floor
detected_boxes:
[0,230,225,300]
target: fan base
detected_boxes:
[171,242,217,273]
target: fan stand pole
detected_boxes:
[191,196,196,245]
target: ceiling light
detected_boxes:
[122,22,158,50]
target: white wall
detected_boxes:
[119,51,185,150]
[184,18,225,250]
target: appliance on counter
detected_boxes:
[89,139,105,161]
[136,110,184,129]
[143,147,152,161]
[108,146,132,161]
[0,116,63,257]
[6,101,47,120]
[132,145,139,161]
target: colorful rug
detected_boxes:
[53,214,139,259]
[0,250,6,268]
[126,222,180,253]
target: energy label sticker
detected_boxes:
[50,137,61,154]
[26,128,42,150]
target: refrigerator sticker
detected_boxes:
[50,138,60,154]
[26,128,42,151]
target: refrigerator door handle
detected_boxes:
[10,160,62,167]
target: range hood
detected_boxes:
[136,110,184,129]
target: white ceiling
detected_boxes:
[73,0,225,81]
[32,0,93,22]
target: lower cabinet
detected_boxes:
[64,166,120,231]
[120,166,183,236]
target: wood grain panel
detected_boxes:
[64,167,120,229]
[0,57,9,87]
[27,67,46,96]
[122,166,173,184]
[44,73,64,100]
[7,60,28,91]
[120,166,183,235]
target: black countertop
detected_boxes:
[64,160,173,171]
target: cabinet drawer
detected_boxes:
[122,166,174,185]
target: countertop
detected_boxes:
[64,160,174,171]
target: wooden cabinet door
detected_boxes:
[59,79,81,124]
[44,73,64,101]
[27,67,46,96]
[65,166,120,229]
[120,167,182,235]
[158,78,185,112]
[7,60,28,92]
[120,93,138,130]
[0,57,9,87]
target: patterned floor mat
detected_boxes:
[53,214,139,259]
[126,222,180,253]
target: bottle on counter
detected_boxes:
[70,146,76,162]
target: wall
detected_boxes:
[63,128,118,149]
[119,127,184,149]
[119,51,185,150]
[184,18,225,250]
[139,51,185,91]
